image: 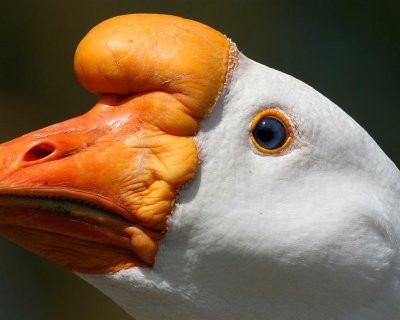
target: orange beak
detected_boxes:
[0,14,234,274]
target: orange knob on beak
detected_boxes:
[0,14,236,274]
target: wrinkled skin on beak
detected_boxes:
[0,14,234,273]
[0,93,199,229]
[0,92,199,273]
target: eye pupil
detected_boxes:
[252,117,287,150]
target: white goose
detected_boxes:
[0,14,399,320]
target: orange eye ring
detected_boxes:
[250,109,293,154]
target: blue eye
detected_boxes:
[252,117,287,150]
[250,109,293,154]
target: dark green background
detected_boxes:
[0,1,399,319]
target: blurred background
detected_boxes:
[0,1,399,319]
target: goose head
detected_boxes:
[0,14,399,320]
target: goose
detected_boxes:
[0,13,399,320]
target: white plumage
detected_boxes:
[82,53,400,320]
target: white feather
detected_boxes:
[81,53,400,320]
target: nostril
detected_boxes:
[24,143,56,162]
